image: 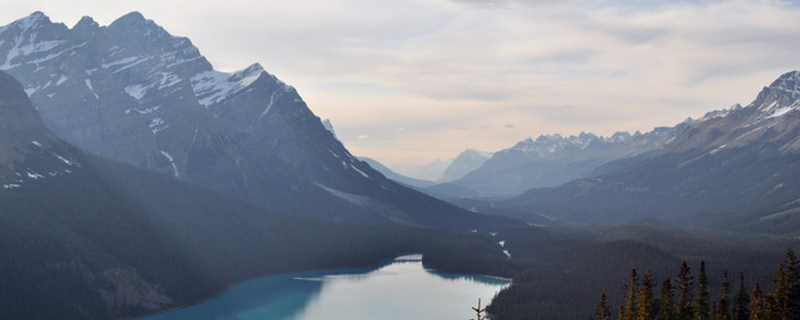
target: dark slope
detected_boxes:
[0,69,509,320]
[0,151,446,320]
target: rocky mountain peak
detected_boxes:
[105,12,204,67]
[768,70,800,98]
[10,11,49,31]
[0,12,493,230]
[748,71,800,120]
[71,16,100,40]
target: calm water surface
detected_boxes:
[137,255,508,320]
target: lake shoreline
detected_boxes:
[132,253,509,320]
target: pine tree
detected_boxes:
[715,271,731,320]
[694,261,710,320]
[595,291,612,320]
[748,282,763,320]
[659,279,676,320]
[732,272,749,320]
[676,261,695,320]
[638,269,656,320]
[620,268,640,320]
[770,247,799,320]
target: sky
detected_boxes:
[1,0,799,171]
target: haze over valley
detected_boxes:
[0,4,799,320]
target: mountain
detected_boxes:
[358,157,437,188]
[0,12,505,231]
[447,127,689,198]
[438,149,493,183]
[388,157,454,182]
[0,69,512,320]
[495,71,800,233]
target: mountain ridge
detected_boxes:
[0,11,508,231]
[489,70,800,232]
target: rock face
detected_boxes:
[0,70,78,187]
[497,71,800,232]
[0,12,498,230]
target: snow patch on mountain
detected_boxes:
[315,183,371,207]
[160,151,178,177]
[766,101,800,119]
[56,75,68,85]
[191,63,265,107]
[352,165,370,179]
[125,105,161,115]
[85,79,99,99]
[157,72,181,89]
[694,104,743,123]
[260,85,294,119]
[149,117,168,134]
[124,84,148,100]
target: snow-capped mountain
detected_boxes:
[449,124,689,198]
[496,71,800,232]
[0,68,488,320]
[0,12,503,230]
[656,71,800,154]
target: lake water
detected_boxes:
[136,254,509,320]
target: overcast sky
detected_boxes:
[1,0,799,168]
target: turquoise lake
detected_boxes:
[136,254,509,320]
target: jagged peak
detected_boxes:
[20,11,48,27]
[691,103,742,124]
[769,70,800,89]
[71,16,100,40]
[609,131,632,143]
[748,71,800,119]
[112,11,147,25]
[234,63,265,78]
[2,11,51,33]
[534,133,564,143]
[767,70,800,100]
[73,16,99,30]
[107,11,169,39]
[322,118,337,138]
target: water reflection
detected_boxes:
[136,255,508,320]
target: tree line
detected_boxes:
[594,248,799,320]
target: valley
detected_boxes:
[0,10,798,320]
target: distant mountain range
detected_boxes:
[0,11,506,231]
[362,149,492,187]
[447,128,685,198]
[468,71,800,232]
